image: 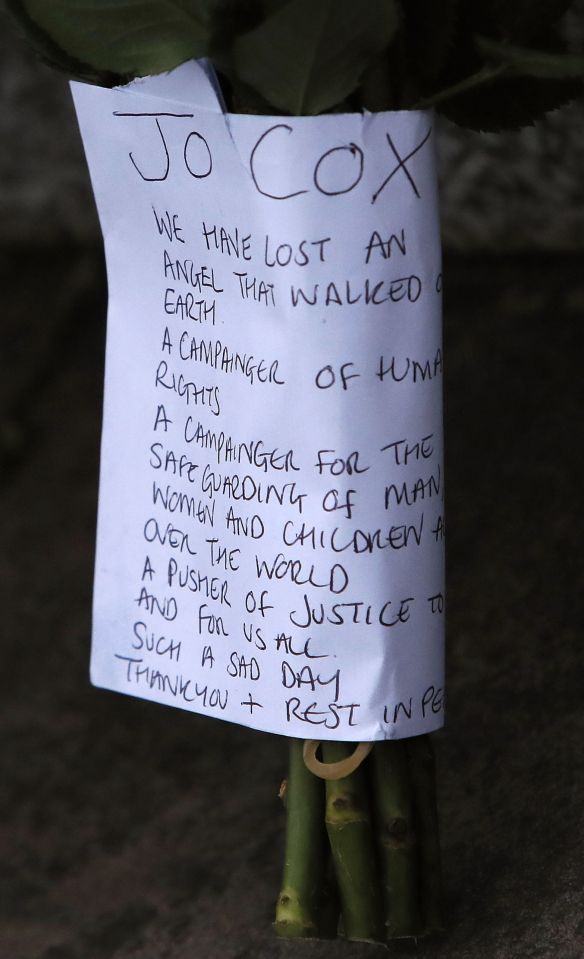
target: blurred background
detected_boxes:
[1,7,584,959]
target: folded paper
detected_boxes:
[72,62,445,741]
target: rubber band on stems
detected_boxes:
[302,740,374,780]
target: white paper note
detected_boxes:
[72,65,445,741]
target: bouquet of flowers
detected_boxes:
[6,0,583,946]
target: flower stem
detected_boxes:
[371,740,421,937]
[274,739,328,938]
[322,742,385,943]
[414,63,508,110]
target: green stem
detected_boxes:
[322,742,385,943]
[274,739,327,938]
[371,740,421,938]
[317,854,341,939]
[406,735,443,933]
[414,63,508,110]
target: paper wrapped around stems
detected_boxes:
[72,61,445,742]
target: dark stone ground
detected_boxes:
[0,252,583,959]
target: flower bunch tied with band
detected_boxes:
[7,0,584,945]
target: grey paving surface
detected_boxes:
[0,253,583,958]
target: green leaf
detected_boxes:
[426,1,582,130]
[206,0,266,57]
[229,0,400,115]
[9,0,211,77]
[431,0,577,108]
[5,0,127,83]
[477,35,584,79]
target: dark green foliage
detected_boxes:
[6,0,210,75]
[477,36,584,78]
[228,0,399,115]
[4,0,129,84]
[3,0,584,128]
[438,73,580,131]
[432,13,583,130]
[457,0,576,44]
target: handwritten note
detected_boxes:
[72,63,445,741]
